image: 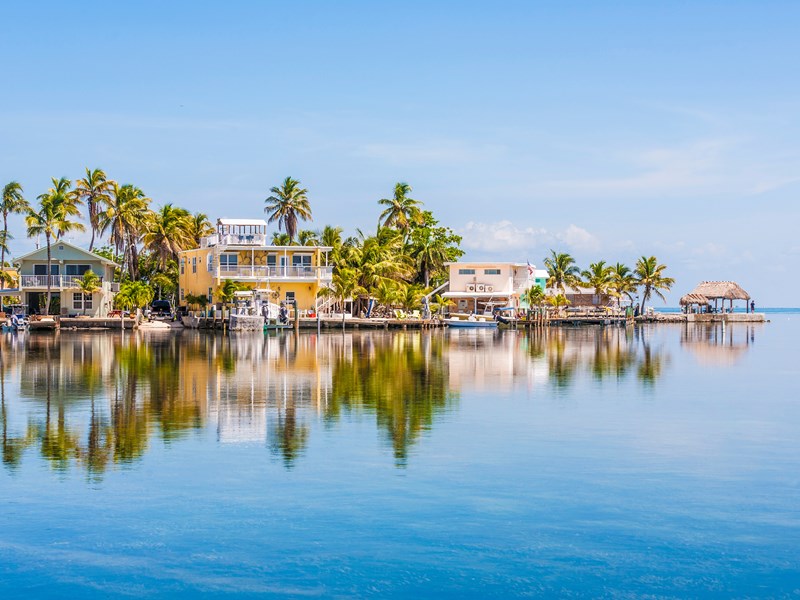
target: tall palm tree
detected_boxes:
[319,267,364,329]
[581,261,612,297]
[411,229,450,288]
[543,250,581,294]
[141,204,193,271]
[634,256,675,312]
[264,177,312,242]
[97,183,150,280]
[378,182,423,234]
[608,262,637,307]
[25,177,85,315]
[1,181,29,270]
[73,168,113,251]
[75,270,101,315]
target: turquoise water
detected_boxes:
[1,316,799,598]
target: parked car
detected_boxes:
[149,300,173,319]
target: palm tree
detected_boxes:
[141,204,193,271]
[319,267,364,329]
[187,212,214,246]
[1,181,29,270]
[543,250,581,294]
[25,177,85,315]
[634,256,675,312]
[97,183,150,280]
[264,177,312,242]
[115,280,153,312]
[581,261,613,297]
[75,271,101,315]
[608,263,637,307]
[73,168,113,251]
[271,232,291,246]
[320,225,343,250]
[411,230,449,288]
[218,279,242,314]
[525,285,546,311]
[296,229,319,246]
[379,182,423,234]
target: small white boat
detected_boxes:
[2,313,30,332]
[446,316,498,329]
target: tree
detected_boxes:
[296,229,319,246]
[581,261,613,297]
[271,232,291,246]
[75,270,101,315]
[187,212,214,246]
[406,211,463,287]
[115,281,153,311]
[543,250,581,294]
[379,182,423,235]
[25,177,85,315]
[218,279,242,312]
[608,263,637,307]
[97,183,150,280]
[546,293,571,314]
[264,177,312,242]
[634,256,675,312]
[73,168,113,251]
[319,267,364,328]
[525,285,546,311]
[1,181,29,270]
[141,204,193,271]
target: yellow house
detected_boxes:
[178,218,333,312]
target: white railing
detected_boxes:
[20,275,104,288]
[219,234,268,246]
[215,266,333,280]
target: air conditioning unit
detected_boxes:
[476,284,486,293]
[485,285,494,293]
[466,284,476,292]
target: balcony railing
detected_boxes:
[214,266,333,280]
[20,275,104,289]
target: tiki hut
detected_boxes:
[682,281,751,313]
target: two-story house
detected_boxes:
[13,241,119,316]
[442,261,548,314]
[178,218,333,312]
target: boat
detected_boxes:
[446,316,498,329]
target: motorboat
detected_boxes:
[446,315,498,329]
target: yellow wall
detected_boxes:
[178,247,327,310]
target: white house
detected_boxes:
[442,262,548,314]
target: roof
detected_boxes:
[679,293,709,306]
[687,281,750,301]
[445,262,531,267]
[12,239,118,266]
[217,218,269,227]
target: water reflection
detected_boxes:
[681,323,756,366]
[0,325,693,475]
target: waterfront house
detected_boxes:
[178,218,333,312]
[441,262,547,314]
[12,241,119,316]
[560,284,612,308]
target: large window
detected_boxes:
[267,254,277,267]
[458,268,475,275]
[220,254,238,270]
[65,264,91,276]
[34,264,59,275]
[73,292,93,310]
[484,269,501,275]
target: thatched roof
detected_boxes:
[687,281,750,301]
[680,293,709,306]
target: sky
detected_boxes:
[1,1,798,306]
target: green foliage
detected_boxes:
[543,250,581,293]
[115,281,154,310]
[634,256,675,311]
[264,177,312,242]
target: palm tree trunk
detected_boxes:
[45,235,52,316]
[1,213,7,312]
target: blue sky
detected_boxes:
[2,1,798,305]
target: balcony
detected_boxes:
[21,275,104,289]
[201,233,269,247]
[214,266,333,280]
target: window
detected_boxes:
[458,268,475,275]
[73,292,93,310]
[208,288,213,303]
[180,259,185,275]
[65,264,91,276]
[292,254,312,266]
[285,291,295,303]
[267,254,277,267]
[207,253,213,271]
[180,288,185,300]
[220,254,238,270]
[484,269,501,275]
[192,257,197,274]
[34,264,59,275]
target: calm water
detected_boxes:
[1,316,799,598]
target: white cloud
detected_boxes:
[459,221,599,254]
